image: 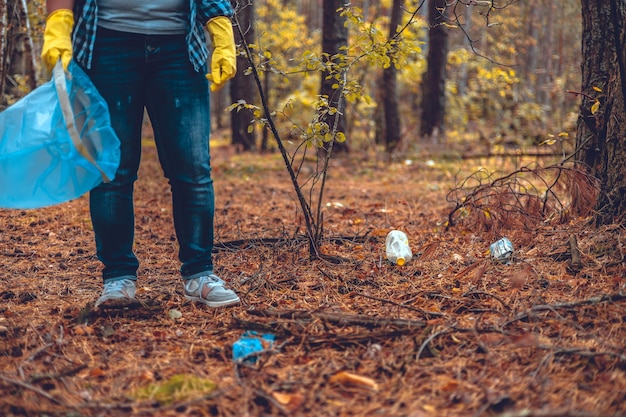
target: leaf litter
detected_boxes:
[0,140,625,417]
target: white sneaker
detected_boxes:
[95,278,137,308]
[184,274,240,308]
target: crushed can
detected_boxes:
[490,237,514,264]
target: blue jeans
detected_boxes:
[83,27,215,282]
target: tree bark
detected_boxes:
[420,0,449,140]
[1,0,37,109]
[320,0,348,153]
[0,0,7,107]
[380,0,403,153]
[230,0,257,151]
[576,0,626,224]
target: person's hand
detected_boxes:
[205,16,236,92]
[41,9,74,72]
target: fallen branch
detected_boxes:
[505,292,626,325]
[354,292,447,317]
[532,347,626,377]
[28,363,88,383]
[0,373,65,405]
[495,408,607,417]
[568,234,582,271]
[247,309,426,330]
[462,290,512,311]
[214,233,373,251]
[230,314,418,347]
[416,328,452,361]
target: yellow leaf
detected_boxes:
[540,138,557,146]
[247,124,254,134]
[592,86,602,92]
[591,100,600,114]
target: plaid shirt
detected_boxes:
[72,0,233,72]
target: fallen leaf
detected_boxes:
[73,324,94,336]
[329,371,378,391]
[132,374,217,405]
[88,368,106,378]
[272,391,304,412]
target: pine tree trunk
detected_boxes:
[0,0,7,107]
[576,0,626,224]
[419,0,448,140]
[380,0,403,153]
[230,1,257,151]
[320,0,348,153]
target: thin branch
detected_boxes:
[504,292,626,326]
[0,373,65,405]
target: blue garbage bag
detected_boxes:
[232,331,276,363]
[0,61,120,209]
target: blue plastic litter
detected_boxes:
[0,61,120,209]
[232,331,276,363]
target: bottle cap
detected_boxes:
[396,257,406,266]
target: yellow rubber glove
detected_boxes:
[41,9,74,72]
[206,16,237,92]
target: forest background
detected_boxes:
[1,0,581,152]
[1,1,625,417]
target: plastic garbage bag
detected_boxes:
[0,60,120,209]
[232,331,276,363]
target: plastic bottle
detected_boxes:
[385,230,413,266]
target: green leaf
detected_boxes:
[132,374,217,405]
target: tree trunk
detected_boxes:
[420,0,449,140]
[576,0,626,224]
[457,4,472,97]
[230,0,257,151]
[538,1,554,109]
[1,0,37,109]
[380,0,403,153]
[320,0,348,153]
[0,0,7,108]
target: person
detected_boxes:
[41,0,241,308]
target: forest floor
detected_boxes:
[0,133,625,417]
